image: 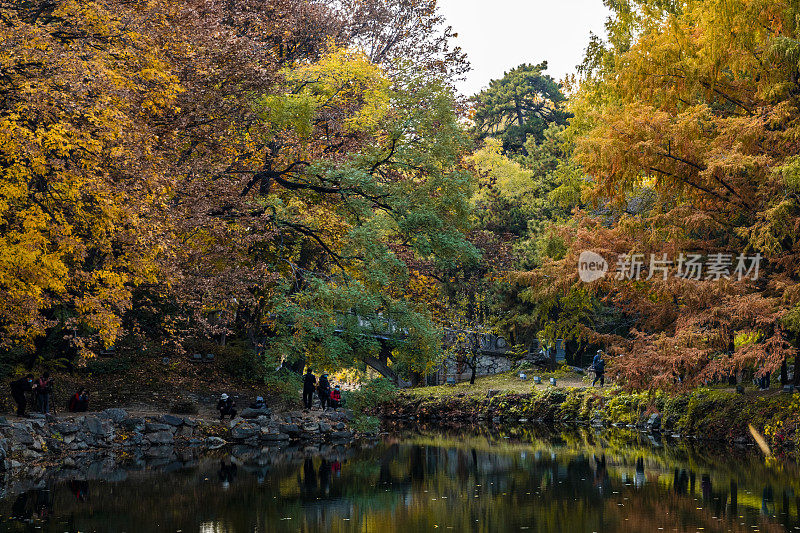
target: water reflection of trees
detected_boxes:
[0,428,797,532]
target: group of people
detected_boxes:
[216,394,270,420]
[302,369,342,410]
[10,373,54,416]
[9,372,89,417]
[11,372,89,416]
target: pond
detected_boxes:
[0,424,797,532]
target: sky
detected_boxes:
[436,0,610,97]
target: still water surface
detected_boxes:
[1,425,798,532]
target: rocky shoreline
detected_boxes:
[0,407,360,473]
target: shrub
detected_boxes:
[350,414,381,433]
[263,369,302,405]
[344,378,398,414]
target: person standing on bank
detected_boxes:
[10,375,34,417]
[592,351,606,387]
[35,372,54,414]
[302,368,316,410]
[317,372,330,410]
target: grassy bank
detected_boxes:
[379,371,800,461]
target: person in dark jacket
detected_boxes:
[35,372,54,414]
[302,369,316,410]
[68,388,89,412]
[592,351,606,387]
[10,375,34,416]
[249,396,266,409]
[317,372,331,410]
[217,393,236,420]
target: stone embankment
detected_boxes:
[0,407,357,471]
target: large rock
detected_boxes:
[160,414,184,426]
[646,413,662,431]
[206,436,227,449]
[328,430,354,441]
[10,427,34,446]
[240,408,272,419]
[145,422,173,433]
[85,417,107,435]
[120,417,146,432]
[176,425,195,438]
[230,424,257,440]
[260,432,290,442]
[279,423,300,436]
[53,421,80,435]
[99,408,128,423]
[145,431,174,445]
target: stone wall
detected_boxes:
[439,353,514,383]
[0,408,356,472]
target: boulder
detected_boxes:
[176,425,195,439]
[328,430,354,441]
[260,432,290,442]
[120,417,146,432]
[160,414,184,426]
[99,408,128,423]
[206,436,227,449]
[279,423,300,436]
[22,449,42,461]
[145,422,173,433]
[85,417,114,439]
[145,431,174,445]
[240,408,272,419]
[53,421,80,435]
[230,424,257,440]
[302,422,319,433]
[10,427,34,446]
[646,413,662,431]
[318,422,331,433]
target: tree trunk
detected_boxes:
[364,343,411,388]
[470,363,476,385]
[781,358,788,385]
[794,353,800,386]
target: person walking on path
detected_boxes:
[317,372,330,410]
[592,351,606,387]
[302,369,316,410]
[35,372,54,414]
[10,375,34,417]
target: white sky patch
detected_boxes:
[437,0,610,96]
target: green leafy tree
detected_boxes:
[472,62,570,154]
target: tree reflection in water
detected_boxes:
[0,425,797,532]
